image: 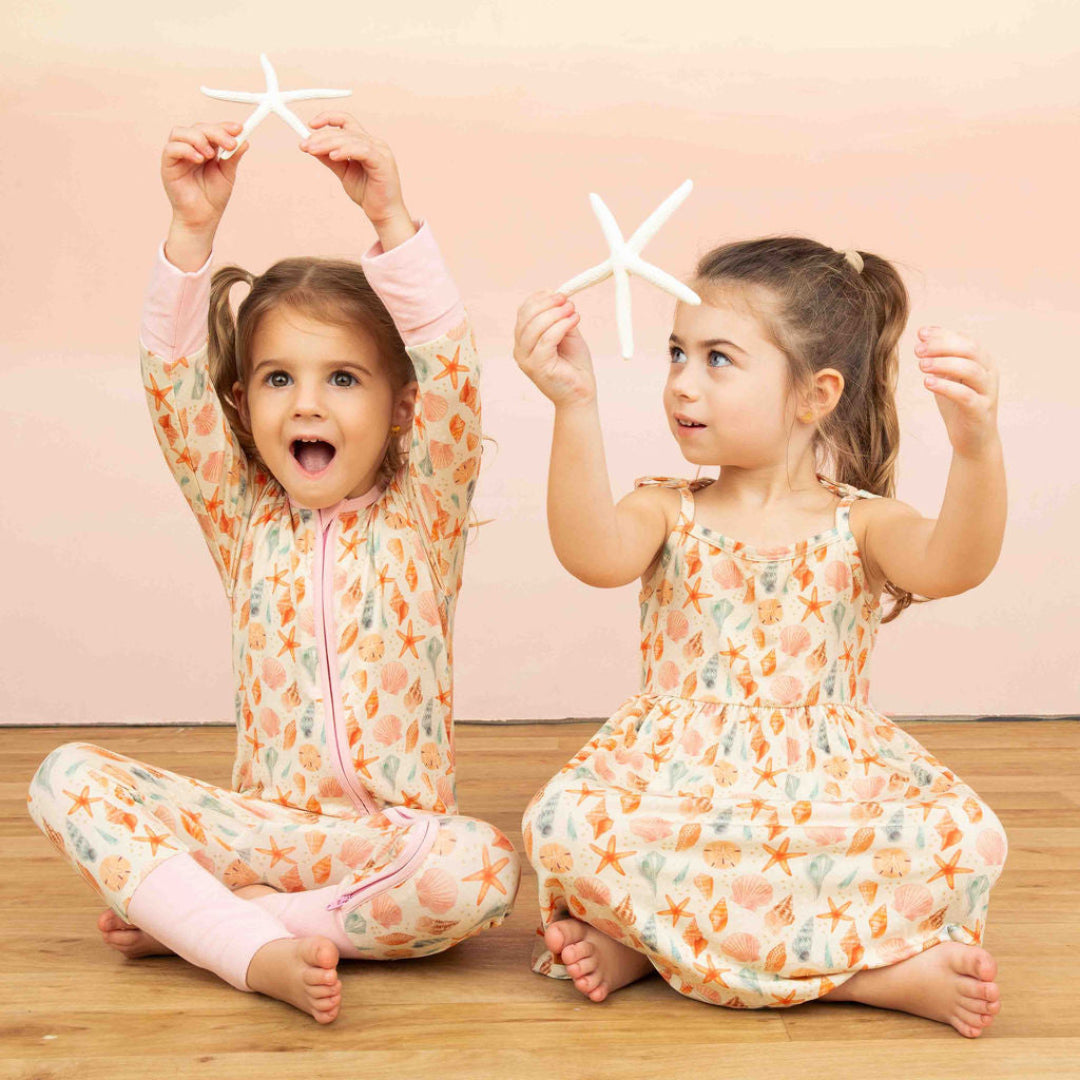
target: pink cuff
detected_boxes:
[139,241,212,361]
[360,218,466,346]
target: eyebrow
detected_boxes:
[250,358,375,378]
[668,334,746,355]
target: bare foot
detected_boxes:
[823,941,1001,1038]
[545,917,653,1002]
[98,910,173,958]
[245,936,342,1023]
[97,884,279,960]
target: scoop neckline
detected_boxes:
[682,475,852,560]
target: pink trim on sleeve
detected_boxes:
[360,219,466,346]
[139,241,213,361]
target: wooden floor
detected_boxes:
[3,721,1078,1080]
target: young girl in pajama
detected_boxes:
[514,237,1008,1038]
[27,114,519,1023]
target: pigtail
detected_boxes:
[208,265,259,460]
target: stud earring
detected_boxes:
[799,412,814,423]
[391,425,402,434]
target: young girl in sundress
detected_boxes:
[513,237,1007,1038]
[26,114,519,1023]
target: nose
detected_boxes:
[668,362,700,401]
[291,377,327,418]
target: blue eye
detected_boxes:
[707,350,733,368]
[669,346,687,364]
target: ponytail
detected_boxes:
[208,265,258,459]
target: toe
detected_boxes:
[588,982,609,1003]
[954,1005,988,1034]
[308,982,341,1000]
[957,974,999,1003]
[546,918,588,957]
[960,994,992,1016]
[300,936,340,971]
[567,954,599,979]
[561,939,595,967]
[303,965,340,987]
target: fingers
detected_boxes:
[514,291,567,340]
[516,297,578,360]
[916,325,997,405]
[308,111,366,132]
[164,121,244,165]
[299,129,388,165]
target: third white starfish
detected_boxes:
[557,179,701,359]
[201,53,351,160]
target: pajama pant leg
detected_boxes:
[28,743,520,959]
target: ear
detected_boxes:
[800,367,845,424]
[232,380,252,433]
[393,380,419,430]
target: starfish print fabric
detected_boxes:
[27,742,518,955]
[523,476,1007,1006]
[27,221,520,957]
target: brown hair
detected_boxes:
[207,257,415,490]
[694,237,923,622]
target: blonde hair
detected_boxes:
[694,237,923,622]
[207,257,415,490]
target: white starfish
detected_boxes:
[200,53,351,160]
[557,179,701,360]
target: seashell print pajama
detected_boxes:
[28,221,519,981]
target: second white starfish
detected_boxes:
[557,179,701,360]
[201,53,351,160]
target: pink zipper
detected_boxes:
[313,509,377,815]
[327,811,438,912]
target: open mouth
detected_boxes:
[290,438,336,476]
[675,416,706,430]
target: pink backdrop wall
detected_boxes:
[3,2,1078,723]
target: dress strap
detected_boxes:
[634,475,705,533]
[815,473,880,541]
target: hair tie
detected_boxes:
[840,249,864,274]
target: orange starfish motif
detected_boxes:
[855,751,884,775]
[682,577,713,614]
[719,638,747,665]
[144,373,174,413]
[798,586,828,622]
[396,620,426,659]
[566,783,605,805]
[255,836,297,867]
[752,757,786,790]
[761,838,807,876]
[434,346,468,389]
[353,746,378,779]
[277,627,300,661]
[463,846,511,905]
[340,532,363,560]
[693,955,731,986]
[928,849,973,890]
[132,828,176,856]
[267,564,288,591]
[64,785,102,817]
[816,897,855,933]
[657,894,690,926]
[590,836,636,876]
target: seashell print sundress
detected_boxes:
[523,474,1007,1007]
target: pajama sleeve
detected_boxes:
[360,220,481,596]
[139,242,260,599]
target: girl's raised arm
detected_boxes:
[858,326,1006,598]
[514,292,671,588]
[140,122,260,598]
